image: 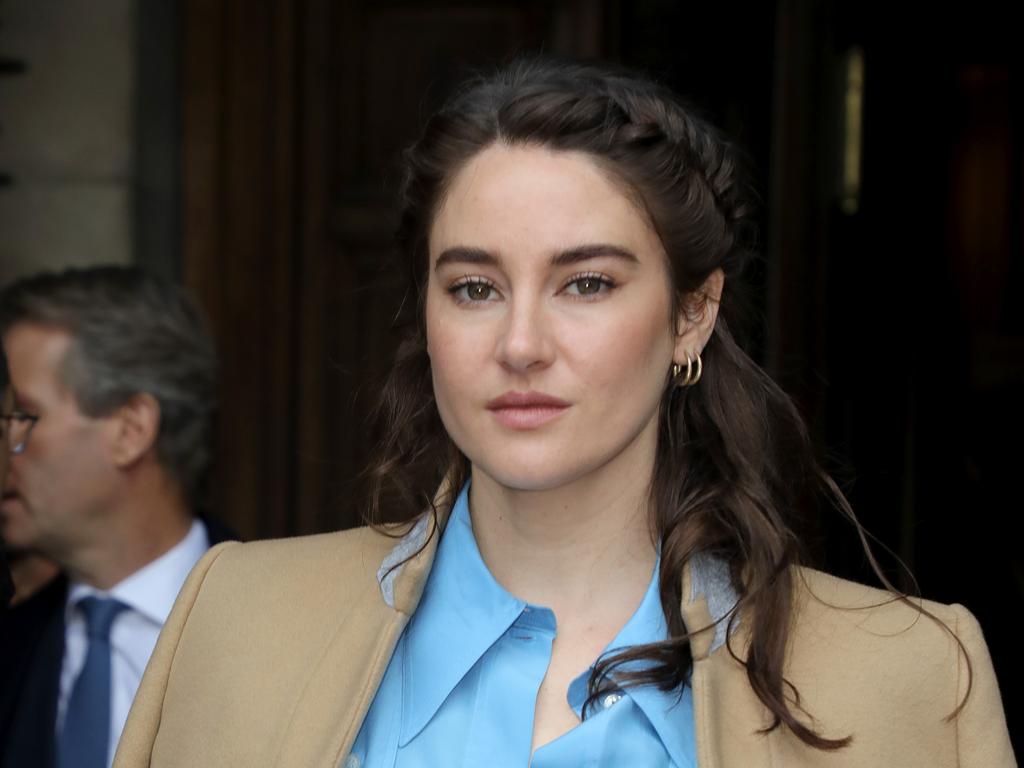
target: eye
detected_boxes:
[448,277,499,303]
[562,272,615,298]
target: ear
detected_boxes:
[108,393,161,469]
[672,268,724,365]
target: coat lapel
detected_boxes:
[682,556,774,768]
[274,511,446,767]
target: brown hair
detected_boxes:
[365,57,963,750]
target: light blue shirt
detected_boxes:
[350,484,697,767]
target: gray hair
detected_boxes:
[0,266,217,509]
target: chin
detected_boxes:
[0,520,38,554]
[472,451,604,493]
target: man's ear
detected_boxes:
[672,268,724,365]
[108,393,161,469]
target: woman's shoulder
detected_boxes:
[787,565,979,663]
[212,524,401,570]
[783,566,984,718]
[792,565,963,627]
[792,565,1000,657]
[184,524,409,615]
[715,567,1015,766]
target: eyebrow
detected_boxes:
[434,243,640,271]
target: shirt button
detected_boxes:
[602,693,623,709]
[343,756,360,768]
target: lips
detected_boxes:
[485,391,570,429]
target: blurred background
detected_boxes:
[1,0,1020,749]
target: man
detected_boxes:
[0,354,14,610]
[0,267,232,768]
[1,352,62,610]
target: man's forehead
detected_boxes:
[3,322,73,359]
[3,323,75,397]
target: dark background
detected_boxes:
[3,0,1020,751]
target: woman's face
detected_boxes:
[426,144,690,493]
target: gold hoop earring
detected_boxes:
[672,354,693,387]
[681,353,694,386]
[689,352,703,385]
[672,352,702,387]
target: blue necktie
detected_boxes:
[58,596,129,768]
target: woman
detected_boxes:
[114,59,1015,767]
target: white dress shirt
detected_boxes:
[58,519,210,768]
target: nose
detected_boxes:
[495,297,555,373]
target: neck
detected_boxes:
[469,431,658,626]
[63,479,194,591]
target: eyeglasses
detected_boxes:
[0,411,40,454]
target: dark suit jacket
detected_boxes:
[0,517,235,768]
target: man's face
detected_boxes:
[0,386,11,498]
[0,323,117,560]
[0,387,11,514]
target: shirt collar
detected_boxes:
[386,481,728,760]
[566,560,696,766]
[399,483,526,745]
[66,518,210,625]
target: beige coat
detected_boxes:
[113,517,1016,768]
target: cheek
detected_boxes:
[425,281,502,369]
[428,346,485,424]
[32,422,110,492]
[425,298,474,412]
[571,302,673,391]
